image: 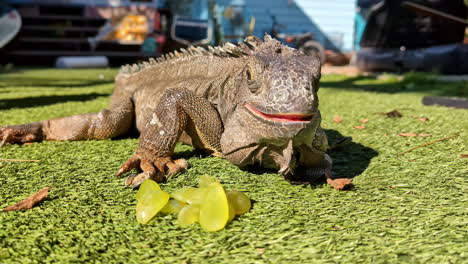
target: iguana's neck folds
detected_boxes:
[244,103,313,123]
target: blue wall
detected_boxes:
[296,0,355,51]
[243,0,334,48]
[220,0,355,51]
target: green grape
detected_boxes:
[226,190,251,215]
[198,175,216,187]
[199,182,229,232]
[134,175,249,230]
[160,199,186,214]
[136,179,161,200]
[228,203,236,222]
[171,187,207,205]
[171,187,196,203]
[177,205,200,226]
[188,187,208,205]
[136,190,170,224]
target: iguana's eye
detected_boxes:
[246,68,260,93]
[246,68,254,81]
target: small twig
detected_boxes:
[397,133,460,156]
[0,159,40,162]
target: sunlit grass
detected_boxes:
[0,69,466,263]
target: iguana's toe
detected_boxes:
[0,133,11,147]
[125,171,164,188]
[116,154,189,187]
[165,158,189,180]
[115,156,140,177]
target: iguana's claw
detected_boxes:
[125,172,157,189]
[115,156,140,177]
[0,133,11,147]
[0,123,43,147]
[115,155,189,188]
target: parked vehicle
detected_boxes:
[277,32,325,63]
[270,15,325,63]
[357,0,468,74]
[168,0,254,48]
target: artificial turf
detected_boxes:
[0,68,467,263]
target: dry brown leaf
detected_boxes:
[460,154,468,158]
[3,187,50,212]
[332,115,343,123]
[354,125,366,130]
[359,118,369,123]
[326,178,353,190]
[417,117,429,122]
[385,110,403,118]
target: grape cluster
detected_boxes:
[135,175,251,232]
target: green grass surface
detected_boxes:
[0,68,467,263]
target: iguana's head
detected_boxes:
[220,35,323,169]
[235,35,321,128]
[242,54,320,123]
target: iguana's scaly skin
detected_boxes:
[0,35,351,189]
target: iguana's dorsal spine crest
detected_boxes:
[119,35,288,75]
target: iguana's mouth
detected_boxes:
[244,103,313,123]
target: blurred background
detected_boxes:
[0,0,467,74]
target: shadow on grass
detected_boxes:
[173,148,203,160]
[321,74,468,98]
[325,129,378,180]
[0,93,110,109]
[0,67,23,74]
[0,76,113,88]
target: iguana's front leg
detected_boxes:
[115,88,223,187]
[295,128,352,190]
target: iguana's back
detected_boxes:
[113,50,244,131]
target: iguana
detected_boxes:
[0,35,352,190]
